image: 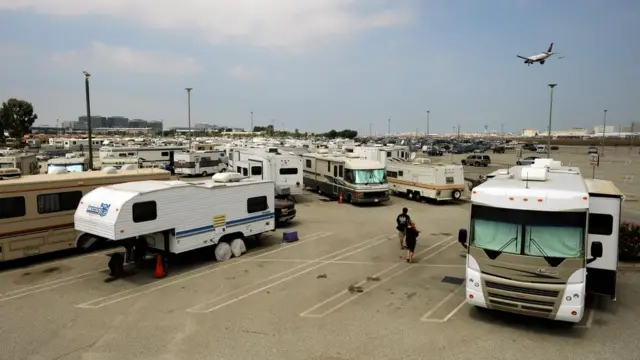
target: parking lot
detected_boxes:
[5,146,640,360]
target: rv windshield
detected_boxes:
[470,205,585,258]
[351,169,386,184]
[48,164,85,173]
[0,162,16,168]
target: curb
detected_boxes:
[618,262,640,271]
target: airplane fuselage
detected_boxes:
[518,43,555,66]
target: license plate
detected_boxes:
[374,199,379,202]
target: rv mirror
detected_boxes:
[591,241,603,258]
[458,228,468,248]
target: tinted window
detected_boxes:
[0,197,26,219]
[251,166,262,176]
[133,201,157,223]
[446,176,454,184]
[386,152,392,157]
[37,191,83,214]
[386,171,398,178]
[398,171,404,176]
[305,159,312,168]
[588,213,613,236]
[242,167,248,176]
[161,152,169,156]
[338,165,343,178]
[279,168,298,175]
[247,196,268,213]
[482,156,490,160]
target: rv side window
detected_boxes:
[119,153,128,157]
[327,162,330,172]
[588,213,613,236]
[37,191,83,214]
[251,166,262,176]
[242,167,248,176]
[446,176,454,184]
[345,169,354,183]
[305,159,312,168]
[247,196,268,213]
[386,151,392,157]
[0,196,26,219]
[338,165,343,178]
[386,171,398,178]
[237,166,241,173]
[279,168,299,175]
[398,171,404,177]
[127,152,135,156]
[132,201,158,223]
[161,152,169,156]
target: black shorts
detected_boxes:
[405,237,416,252]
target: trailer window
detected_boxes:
[338,165,343,178]
[446,176,454,184]
[37,191,83,214]
[161,152,169,156]
[0,196,26,219]
[398,171,404,177]
[305,159,312,168]
[242,167,248,176]
[247,196,268,213]
[251,166,262,176]
[279,168,299,175]
[386,171,398,178]
[133,201,157,223]
[588,213,613,236]
[327,162,330,172]
[386,151,392,157]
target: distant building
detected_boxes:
[61,120,87,130]
[593,125,615,134]
[147,120,163,132]
[78,115,106,128]
[522,129,538,137]
[128,119,148,128]
[106,116,130,128]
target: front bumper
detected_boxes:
[352,195,390,204]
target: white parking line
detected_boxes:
[420,285,465,322]
[245,258,464,267]
[76,231,331,309]
[300,237,457,318]
[0,248,114,276]
[0,270,106,303]
[187,234,396,313]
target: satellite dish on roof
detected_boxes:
[410,152,417,160]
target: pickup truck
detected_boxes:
[275,198,297,225]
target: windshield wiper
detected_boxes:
[527,237,548,257]
[497,236,518,252]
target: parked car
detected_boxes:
[275,198,296,225]
[516,156,540,166]
[522,144,537,151]
[550,145,559,150]
[426,149,443,156]
[588,146,598,154]
[461,154,491,167]
[492,146,505,154]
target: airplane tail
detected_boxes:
[547,42,554,53]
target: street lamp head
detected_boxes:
[548,83,557,88]
[82,71,91,78]
[185,87,193,92]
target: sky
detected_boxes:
[0,0,638,135]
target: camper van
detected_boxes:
[457,159,622,323]
[386,157,465,202]
[229,147,304,197]
[174,151,227,177]
[302,150,389,204]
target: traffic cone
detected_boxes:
[338,192,343,204]
[154,254,166,278]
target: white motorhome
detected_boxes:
[302,150,389,204]
[74,173,276,266]
[386,157,465,202]
[0,151,39,175]
[229,147,304,196]
[47,155,91,173]
[174,151,227,177]
[457,158,621,323]
[99,146,186,167]
[347,145,411,165]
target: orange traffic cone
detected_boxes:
[338,192,343,204]
[154,254,166,278]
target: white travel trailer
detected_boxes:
[63,138,103,150]
[99,146,186,166]
[174,151,227,177]
[0,152,39,175]
[386,157,465,202]
[228,147,304,196]
[74,173,276,266]
[457,159,622,323]
[302,150,389,204]
[346,145,411,165]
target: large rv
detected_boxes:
[46,156,92,173]
[174,151,227,177]
[228,147,304,196]
[0,168,172,262]
[99,146,185,167]
[347,145,411,164]
[74,173,276,265]
[302,150,389,204]
[457,159,622,323]
[0,152,39,175]
[386,158,465,202]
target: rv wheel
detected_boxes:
[452,190,462,200]
[407,191,413,199]
[201,171,208,177]
[316,186,322,194]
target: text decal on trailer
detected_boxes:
[87,203,111,217]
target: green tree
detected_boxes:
[0,98,38,143]
[266,124,274,136]
[294,128,300,137]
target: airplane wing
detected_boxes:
[516,55,530,60]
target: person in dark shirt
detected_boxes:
[396,207,411,250]
[405,220,420,263]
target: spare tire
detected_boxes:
[214,242,232,261]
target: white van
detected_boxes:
[536,145,548,154]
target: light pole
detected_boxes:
[546,83,557,158]
[250,111,254,132]
[426,110,430,140]
[601,109,608,156]
[369,122,372,137]
[388,118,391,136]
[82,71,94,170]
[185,88,193,151]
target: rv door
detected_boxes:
[586,196,621,299]
[249,159,263,180]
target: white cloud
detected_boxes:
[228,66,259,81]
[0,0,414,51]
[50,41,203,75]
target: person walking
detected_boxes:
[396,207,411,250]
[405,220,420,263]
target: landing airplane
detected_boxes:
[517,43,559,66]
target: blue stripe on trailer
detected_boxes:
[175,212,275,238]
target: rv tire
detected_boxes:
[201,171,208,177]
[345,193,352,203]
[452,190,462,200]
[316,186,322,194]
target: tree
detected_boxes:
[0,98,38,143]
[321,129,358,139]
[294,128,300,137]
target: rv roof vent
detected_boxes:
[345,153,360,158]
[521,167,547,181]
[317,149,329,154]
[532,158,553,168]
[212,172,244,183]
[550,160,562,169]
[120,164,137,171]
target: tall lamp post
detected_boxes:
[250,111,254,132]
[82,71,94,170]
[546,83,557,158]
[601,109,608,156]
[185,88,193,151]
[388,118,391,136]
[426,110,430,140]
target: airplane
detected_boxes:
[517,43,560,66]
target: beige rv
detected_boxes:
[0,168,172,262]
[0,152,39,175]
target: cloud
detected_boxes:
[50,41,203,75]
[228,66,260,81]
[0,0,414,52]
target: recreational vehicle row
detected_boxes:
[99,146,186,166]
[0,152,39,175]
[174,151,228,177]
[0,168,172,262]
[457,158,622,323]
